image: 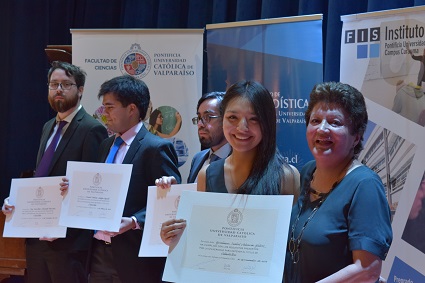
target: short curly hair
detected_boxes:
[305,82,368,157]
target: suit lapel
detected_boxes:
[36,119,56,165]
[188,150,209,182]
[100,136,115,162]
[48,108,85,173]
[122,126,147,164]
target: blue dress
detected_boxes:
[284,160,392,283]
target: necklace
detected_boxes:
[288,184,331,264]
[309,187,329,198]
[288,158,354,264]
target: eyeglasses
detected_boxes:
[48,82,77,90]
[192,114,220,125]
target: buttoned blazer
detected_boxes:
[97,125,181,282]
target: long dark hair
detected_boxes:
[149,109,162,132]
[222,80,292,195]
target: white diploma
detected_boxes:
[163,191,293,283]
[3,176,67,238]
[59,161,132,232]
[139,183,197,257]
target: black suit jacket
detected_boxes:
[33,107,108,251]
[187,149,209,183]
[187,145,231,183]
[98,125,181,282]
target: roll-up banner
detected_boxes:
[72,29,204,181]
[340,6,425,280]
[206,15,323,170]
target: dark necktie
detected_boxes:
[209,153,220,163]
[105,136,124,163]
[35,120,68,177]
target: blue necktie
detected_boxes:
[94,136,124,240]
[105,136,124,163]
[35,120,68,177]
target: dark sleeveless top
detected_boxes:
[205,158,228,193]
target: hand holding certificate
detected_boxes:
[139,183,197,257]
[3,176,66,238]
[162,191,293,283]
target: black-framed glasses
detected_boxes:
[192,114,220,125]
[48,82,77,90]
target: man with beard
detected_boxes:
[186,92,230,182]
[2,61,108,283]
[155,92,230,187]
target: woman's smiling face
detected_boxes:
[306,102,360,164]
[223,97,262,154]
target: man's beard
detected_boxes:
[48,93,79,113]
[199,136,213,148]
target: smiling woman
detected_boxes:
[197,80,300,196]
[285,82,393,283]
[160,80,300,248]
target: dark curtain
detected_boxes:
[1,0,424,200]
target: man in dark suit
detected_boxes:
[186,92,230,183]
[89,75,181,283]
[2,61,108,283]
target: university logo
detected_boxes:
[36,187,44,198]
[344,27,380,59]
[227,208,243,227]
[174,196,180,210]
[119,44,151,79]
[93,173,102,186]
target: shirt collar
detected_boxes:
[56,104,82,123]
[117,121,143,146]
[210,143,231,159]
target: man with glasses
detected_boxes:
[187,92,230,183]
[156,91,230,188]
[2,61,108,283]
